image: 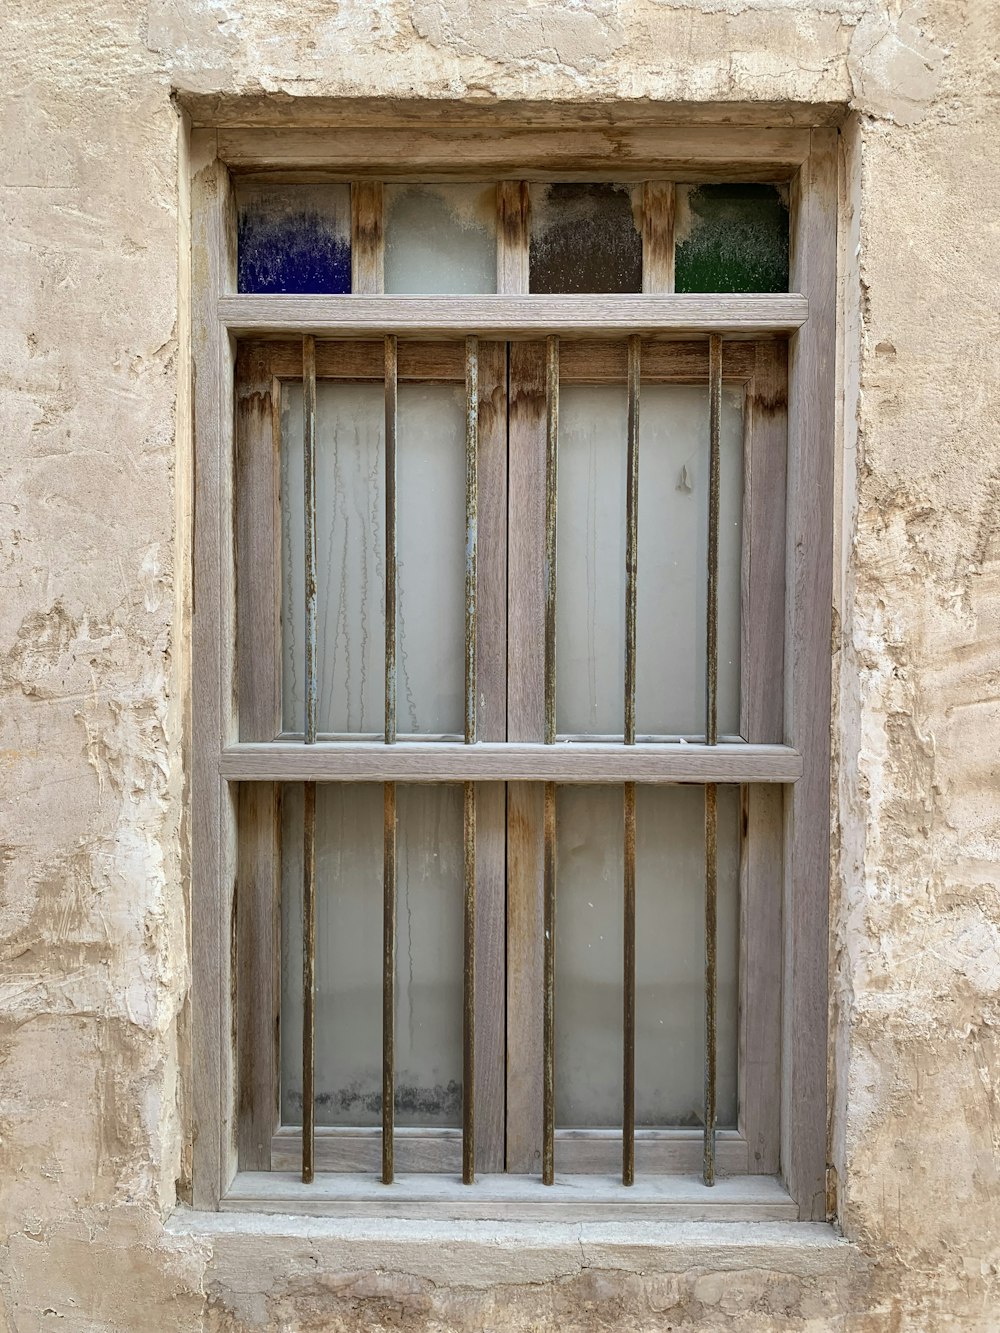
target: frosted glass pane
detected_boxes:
[237,183,351,294]
[530,183,641,294]
[675,184,789,294]
[281,783,464,1127]
[384,184,497,293]
[556,383,743,738]
[554,784,739,1129]
[281,382,466,736]
[636,385,743,737]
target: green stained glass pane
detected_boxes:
[675,184,789,294]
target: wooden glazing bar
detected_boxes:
[704,782,718,1186]
[463,781,476,1184]
[496,181,529,295]
[222,740,803,785]
[465,337,479,746]
[624,335,641,746]
[544,337,559,746]
[706,334,722,746]
[219,293,809,339]
[382,782,396,1184]
[351,181,384,295]
[542,781,557,1185]
[302,780,316,1184]
[302,333,317,1185]
[385,336,398,745]
[642,182,675,294]
[623,781,636,1186]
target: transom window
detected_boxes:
[192,123,835,1222]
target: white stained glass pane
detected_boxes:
[281,381,465,736]
[281,783,464,1128]
[554,784,739,1129]
[555,383,743,738]
[384,184,497,294]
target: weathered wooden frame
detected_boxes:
[190,123,835,1220]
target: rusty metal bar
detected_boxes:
[385,335,397,746]
[625,335,641,747]
[544,336,559,746]
[304,335,318,745]
[703,781,718,1186]
[382,782,396,1184]
[706,334,722,747]
[382,336,398,1185]
[542,781,557,1184]
[623,780,636,1186]
[301,334,317,1185]
[465,336,479,748]
[302,782,316,1184]
[703,334,721,1187]
[463,781,476,1183]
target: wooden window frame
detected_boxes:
[190,121,836,1221]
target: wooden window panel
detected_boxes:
[192,132,837,1219]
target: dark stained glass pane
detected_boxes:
[675,184,789,293]
[529,183,642,294]
[237,183,351,294]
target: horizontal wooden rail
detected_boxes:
[218,294,808,339]
[221,741,801,785]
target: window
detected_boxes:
[191,121,836,1222]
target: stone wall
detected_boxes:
[1,0,997,1328]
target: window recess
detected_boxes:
[193,132,836,1222]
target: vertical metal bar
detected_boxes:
[304,336,318,745]
[624,335,641,746]
[463,781,476,1183]
[382,335,398,1185]
[385,335,397,746]
[301,334,317,1185]
[703,333,722,1187]
[704,782,718,1186]
[623,780,636,1186]
[462,337,479,1184]
[542,781,557,1184]
[623,334,640,1186]
[706,333,722,747]
[465,336,479,748]
[544,336,559,746]
[382,782,396,1184]
[302,782,316,1184]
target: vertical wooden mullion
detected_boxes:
[739,341,787,1175]
[235,343,282,1172]
[191,136,238,1209]
[504,179,547,1175]
[783,128,837,1220]
[474,342,509,1174]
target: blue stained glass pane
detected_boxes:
[237,184,352,294]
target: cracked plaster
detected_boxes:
[1,0,998,1328]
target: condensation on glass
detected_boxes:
[384,184,497,294]
[529,183,642,294]
[236,183,352,294]
[281,380,466,737]
[556,382,744,738]
[555,783,740,1129]
[282,782,464,1128]
[675,184,789,294]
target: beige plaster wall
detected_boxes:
[1,0,997,1328]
